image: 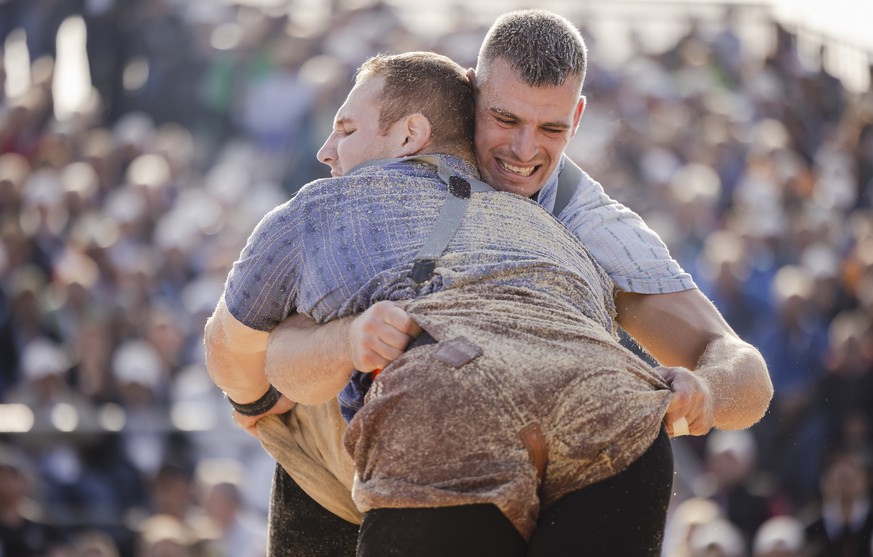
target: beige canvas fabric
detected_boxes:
[257,402,361,524]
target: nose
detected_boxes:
[317,133,338,173]
[510,125,538,162]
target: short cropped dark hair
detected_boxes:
[477,9,587,91]
[356,52,475,158]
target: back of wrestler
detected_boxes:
[225,150,671,540]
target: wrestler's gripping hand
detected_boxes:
[232,396,296,438]
[656,366,715,437]
[349,301,422,372]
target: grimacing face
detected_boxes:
[317,76,409,177]
[472,57,585,198]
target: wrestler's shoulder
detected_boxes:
[300,165,427,193]
[289,174,375,205]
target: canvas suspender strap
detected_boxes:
[552,156,584,217]
[404,155,493,283]
[349,156,493,284]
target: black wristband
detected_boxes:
[226,385,282,416]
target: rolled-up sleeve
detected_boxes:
[224,203,302,331]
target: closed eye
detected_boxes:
[489,108,517,126]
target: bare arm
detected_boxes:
[616,288,773,434]
[264,314,357,405]
[265,301,422,404]
[203,298,294,435]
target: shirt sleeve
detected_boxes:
[223,202,302,331]
[555,167,696,295]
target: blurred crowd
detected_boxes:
[0,0,871,556]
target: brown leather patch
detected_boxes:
[430,336,482,368]
[518,422,548,489]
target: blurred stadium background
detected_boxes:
[1,0,872,556]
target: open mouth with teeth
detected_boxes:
[497,159,539,177]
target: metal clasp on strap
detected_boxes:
[410,260,436,283]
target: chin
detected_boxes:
[495,181,533,197]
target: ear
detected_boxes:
[467,68,480,97]
[397,113,432,156]
[570,95,586,138]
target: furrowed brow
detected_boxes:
[488,107,517,120]
[541,120,572,131]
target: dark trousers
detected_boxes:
[269,428,673,556]
[526,427,673,556]
[267,464,358,557]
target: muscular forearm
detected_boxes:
[264,314,356,404]
[617,289,773,434]
[264,301,422,404]
[694,335,773,430]
[203,298,271,404]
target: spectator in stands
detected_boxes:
[753,515,805,557]
[0,443,68,556]
[0,2,871,554]
[202,480,266,557]
[805,451,873,557]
